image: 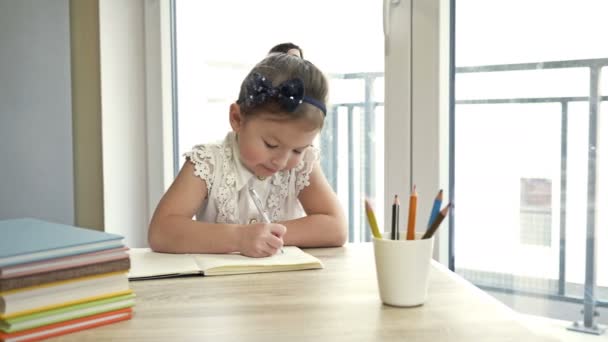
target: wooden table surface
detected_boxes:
[52,244,557,341]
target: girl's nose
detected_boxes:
[271,152,289,169]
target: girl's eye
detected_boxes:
[293,150,303,155]
[263,140,278,149]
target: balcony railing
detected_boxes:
[321,72,383,243]
[454,58,607,332]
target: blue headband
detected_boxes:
[241,73,326,116]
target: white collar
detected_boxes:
[227,132,256,192]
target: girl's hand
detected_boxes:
[238,223,286,258]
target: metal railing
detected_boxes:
[321,72,383,243]
[453,58,607,334]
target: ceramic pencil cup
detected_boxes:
[373,232,434,307]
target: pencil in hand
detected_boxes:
[249,186,284,254]
[406,186,417,240]
[364,199,382,239]
[422,203,452,239]
[391,195,400,240]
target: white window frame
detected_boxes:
[385,0,451,265]
[99,0,174,247]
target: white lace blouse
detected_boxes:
[183,132,320,225]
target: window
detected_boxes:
[453,0,608,329]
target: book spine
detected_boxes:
[0,258,130,292]
[0,307,132,341]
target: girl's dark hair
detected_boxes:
[236,53,328,129]
[268,42,303,58]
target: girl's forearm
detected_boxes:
[148,216,242,254]
[281,214,347,247]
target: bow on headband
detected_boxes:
[243,73,326,115]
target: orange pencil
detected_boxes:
[406,186,417,240]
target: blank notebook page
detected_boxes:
[128,249,200,278]
[192,246,322,271]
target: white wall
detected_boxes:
[0,0,74,225]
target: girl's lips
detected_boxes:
[262,165,278,173]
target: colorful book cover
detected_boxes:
[0,258,130,292]
[0,218,124,268]
[0,272,130,319]
[0,247,129,279]
[0,293,135,333]
[0,307,132,342]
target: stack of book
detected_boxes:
[0,218,134,342]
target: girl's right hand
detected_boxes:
[238,223,286,258]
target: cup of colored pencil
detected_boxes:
[364,190,452,307]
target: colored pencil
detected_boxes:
[427,189,443,228]
[391,195,400,240]
[422,203,452,239]
[406,186,417,240]
[364,199,383,239]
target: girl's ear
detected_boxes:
[229,103,244,132]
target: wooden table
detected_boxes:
[53,244,557,341]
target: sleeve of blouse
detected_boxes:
[294,146,321,195]
[183,145,217,193]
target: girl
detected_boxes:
[148,53,347,257]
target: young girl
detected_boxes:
[148,53,347,257]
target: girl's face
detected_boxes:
[230,104,320,178]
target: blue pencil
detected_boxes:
[427,189,443,229]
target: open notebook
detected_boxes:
[127,247,323,279]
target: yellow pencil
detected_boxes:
[364,199,383,239]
